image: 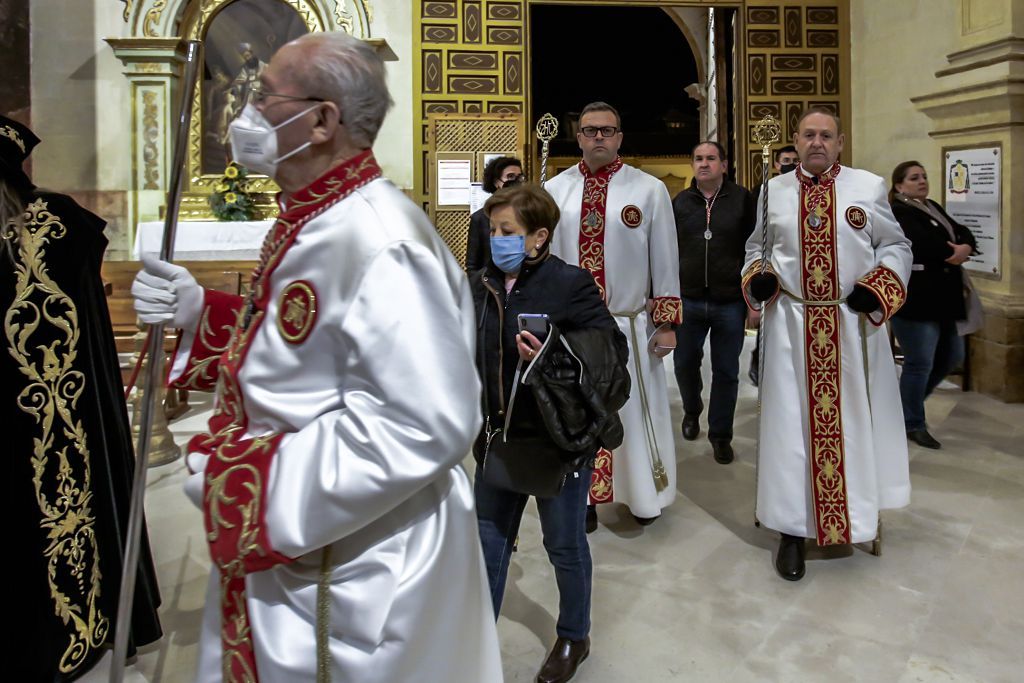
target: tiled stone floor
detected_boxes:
[84,337,1023,682]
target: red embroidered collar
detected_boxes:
[578,156,624,179]
[278,149,382,223]
[797,162,841,189]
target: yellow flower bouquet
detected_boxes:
[209,162,256,220]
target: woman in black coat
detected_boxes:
[470,183,624,683]
[889,160,977,450]
[464,156,523,272]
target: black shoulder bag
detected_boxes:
[479,332,569,498]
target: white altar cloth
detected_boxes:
[133,220,273,260]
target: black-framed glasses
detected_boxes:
[251,86,325,106]
[580,126,619,138]
[499,174,525,185]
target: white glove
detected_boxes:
[131,254,204,332]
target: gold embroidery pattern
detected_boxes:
[799,179,851,546]
[576,159,623,302]
[176,305,235,390]
[650,297,682,326]
[857,265,906,326]
[589,447,613,503]
[1,124,26,152]
[4,200,108,672]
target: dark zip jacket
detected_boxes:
[672,178,756,302]
[469,249,626,466]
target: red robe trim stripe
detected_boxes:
[797,163,852,546]
[576,157,623,503]
[178,151,382,681]
[577,157,623,302]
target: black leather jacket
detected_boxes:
[470,250,628,468]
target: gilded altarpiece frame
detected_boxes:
[110,0,374,228]
[413,0,851,197]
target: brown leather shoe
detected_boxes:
[536,636,590,683]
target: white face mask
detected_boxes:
[228,103,319,177]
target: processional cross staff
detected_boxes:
[751,114,780,527]
[535,112,558,187]
[108,40,204,683]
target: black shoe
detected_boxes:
[585,505,597,534]
[536,636,590,683]
[775,533,806,581]
[908,429,941,449]
[681,414,700,441]
[632,514,659,526]
[711,440,734,464]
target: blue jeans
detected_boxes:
[672,297,748,441]
[474,465,593,640]
[891,317,964,431]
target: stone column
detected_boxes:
[104,37,187,247]
[911,0,1023,402]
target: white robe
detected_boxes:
[546,162,681,518]
[744,165,912,544]
[169,159,502,682]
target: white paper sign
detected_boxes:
[944,147,1001,275]
[469,182,489,214]
[437,158,472,206]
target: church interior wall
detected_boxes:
[849,0,960,180]
[852,0,1023,401]
[370,0,415,192]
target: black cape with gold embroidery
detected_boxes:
[3,191,162,681]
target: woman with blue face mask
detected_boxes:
[469,184,628,683]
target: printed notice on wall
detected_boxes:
[944,146,1001,275]
[437,158,473,206]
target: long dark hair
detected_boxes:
[889,160,924,204]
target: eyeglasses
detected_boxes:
[251,86,324,106]
[500,174,524,185]
[580,126,619,138]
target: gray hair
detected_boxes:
[290,32,393,148]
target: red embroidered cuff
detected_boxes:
[650,296,683,326]
[169,289,244,392]
[742,259,781,309]
[857,265,906,326]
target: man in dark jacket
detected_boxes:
[671,141,756,464]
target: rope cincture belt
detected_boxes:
[611,305,669,491]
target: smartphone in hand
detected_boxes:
[517,313,550,342]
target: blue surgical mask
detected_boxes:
[490,235,526,274]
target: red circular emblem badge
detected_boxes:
[845,206,868,230]
[621,205,643,228]
[277,280,318,344]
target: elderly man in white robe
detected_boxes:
[131,32,502,682]
[743,108,912,581]
[546,101,682,529]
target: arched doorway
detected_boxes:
[528,3,738,196]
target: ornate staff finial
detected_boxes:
[535,113,558,186]
[753,114,782,163]
[753,114,781,276]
